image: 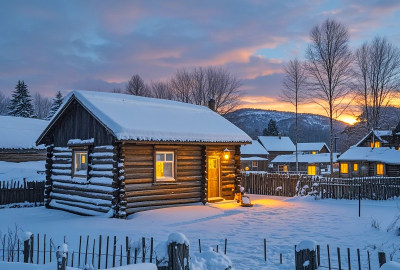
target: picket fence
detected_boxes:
[241,173,400,200]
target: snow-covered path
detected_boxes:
[0,195,399,269]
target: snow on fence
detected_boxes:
[0,179,45,206]
[241,173,400,200]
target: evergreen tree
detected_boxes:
[46,91,64,120]
[8,80,35,118]
[263,119,279,136]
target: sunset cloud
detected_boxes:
[0,0,399,119]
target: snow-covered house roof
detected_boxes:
[337,147,400,165]
[37,90,252,144]
[240,140,269,155]
[258,136,295,152]
[0,116,47,149]
[271,153,338,164]
[241,156,268,161]
[355,130,392,146]
[297,142,330,152]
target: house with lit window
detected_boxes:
[36,90,251,218]
[337,147,400,177]
[240,140,269,172]
[297,142,330,155]
[257,136,295,161]
[355,129,400,149]
[270,153,339,175]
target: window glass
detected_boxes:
[308,165,316,175]
[353,163,358,172]
[376,163,384,175]
[252,161,258,167]
[156,151,175,181]
[74,151,88,177]
[374,141,381,148]
[340,163,349,174]
[283,165,288,172]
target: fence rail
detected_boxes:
[241,173,400,200]
[0,180,45,205]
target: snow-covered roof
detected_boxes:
[0,116,48,149]
[240,140,269,155]
[337,147,400,165]
[271,153,339,164]
[258,136,295,152]
[39,90,251,144]
[355,130,392,146]
[241,156,268,161]
[297,142,329,152]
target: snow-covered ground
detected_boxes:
[0,195,399,269]
[0,160,45,182]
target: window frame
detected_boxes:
[353,163,358,172]
[278,165,288,172]
[154,150,177,182]
[251,161,258,168]
[376,163,384,175]
[308,165,316,175]
[72,149,89,178]
[340,163,349,174]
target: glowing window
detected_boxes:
[278,165,288,172]
[156,152,175,181]
[308,165,316,175]
[376,163,384,175]
[370,142,373,148]
[353,163,358,172]
[73,151,88,177]
[374,141,381,148]
[244,166,249,171]
[252,161,258,168]
[398,147,400,151]
[312,151,317,155]
[340,163,349,174]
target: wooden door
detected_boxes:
[208,156,220,198]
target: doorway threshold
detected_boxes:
[208,197,224,203]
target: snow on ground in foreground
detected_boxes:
[0,160,45,182]
[0,195,399,269]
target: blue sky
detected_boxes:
[1,0,400,122]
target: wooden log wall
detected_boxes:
[0,149,46,162]
[48,145,117,216]
[121,144,203,215]
[206,145,238,200]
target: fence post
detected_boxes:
[295,240,317,270]
[378,252,386,267]
[167,241,189,270]
[56,244,68,270]
[23,233,32,263]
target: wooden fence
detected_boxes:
[241,173,400,200]
[0,180,45,205]
[0,232,388,269]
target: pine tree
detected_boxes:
[263,119,279,136]
[46,91,64,120]
[8,80,35,118]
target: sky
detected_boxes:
[1,0,400,124]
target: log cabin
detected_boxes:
[257,135,296,161]
[36,90,251,218]
[240,140,269,172]
[337,147,400,177]
[0,116,47,162]
[296,142,330,155]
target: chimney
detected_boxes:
[208,98,216,111]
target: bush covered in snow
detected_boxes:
[191,248,233,270]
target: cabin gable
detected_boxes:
[40,98,115,147]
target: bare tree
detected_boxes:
[281,59,307,173]
[354,42,371,128]
[33,92,52,119]
[170,68,194,103]
[368,37,400,129]
[150,81,174,100]
[125,74,152,97]
[0,92,10,115]
[305,19,353,175]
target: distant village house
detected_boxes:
[240,140,269,172]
